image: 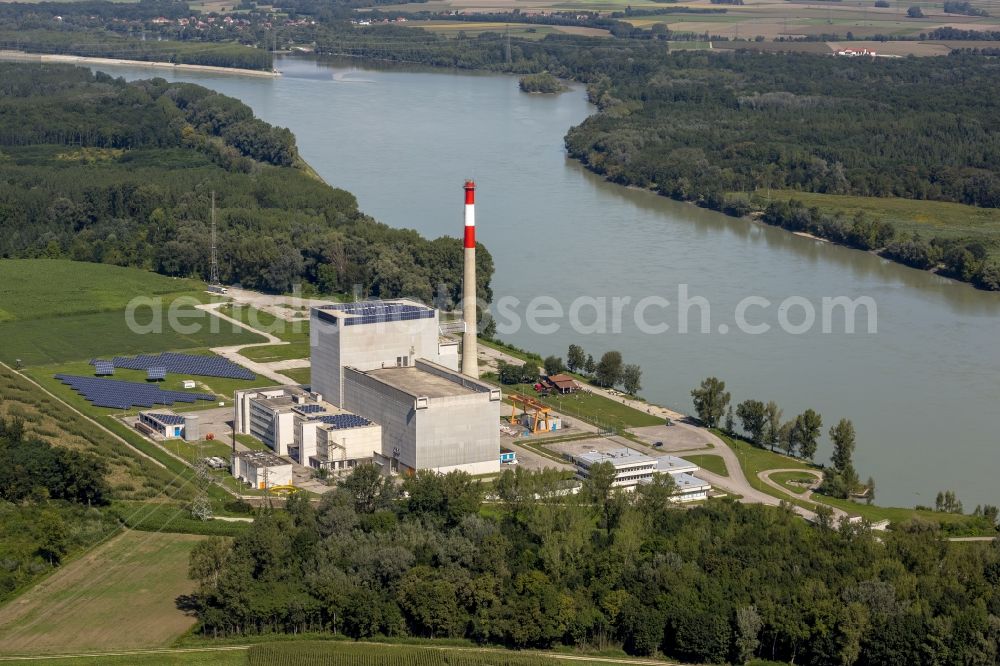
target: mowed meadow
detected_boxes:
[0,260,266,366]
[0,531,206,655]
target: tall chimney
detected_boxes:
[462,180,479,379]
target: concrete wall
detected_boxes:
[342,366,501,473]
[316,424,382,468]
[415,393,501,471]
[342,368,417,469]
[311,306,450,409]
[231,456,292,489]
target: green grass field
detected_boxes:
[759,190,1000,259]
[0,259,203,322]
[239,341,311,362]
[282,366,311,385]
[0,260,266,366]
[23,651,249,666]
[507,383,663,429]
[682,453,728,477]
[0,531,205,655]
[769,470,817,495]
[715,430,994,529]
[216,304,309,343]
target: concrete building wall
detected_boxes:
[415,394,501,472]
[342,366,501,474]
[311,306,447,409]
[342,369,417,470]
[315,424,382,469]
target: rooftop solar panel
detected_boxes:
[317,413,372,429]
[317,302,435,327]
[147,413,186,426]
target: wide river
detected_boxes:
[94,55,999,508]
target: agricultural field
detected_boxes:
[0,260,266,366]
[0,531,205,655]
[757,190,1000,260]
[24,650,249,666]
[0,260,202,322]
[393,0,997,46]
[403,20,610,38]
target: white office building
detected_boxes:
[573,448,712,502]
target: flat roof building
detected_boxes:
[575,448,657,487]
[234,386,380,470]
[310,300,459,408]
[342,358,502,475]
[232,450,292,490]
[573,448,711,502]
[137,410,199,442]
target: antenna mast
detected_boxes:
[210,191,220,285]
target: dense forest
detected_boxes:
[0,64,494,302]
[187,465,1000,665]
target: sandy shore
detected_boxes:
[0,50,279,78]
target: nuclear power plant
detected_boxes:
[233,181,503,479]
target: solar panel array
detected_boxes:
[316,413,372,429]
[93,360,115,376]
[55,375,215,410]
[293,404,325,414]
[147,366,167,381]
[318,302,435,327]
[96,352,254,380]
[147,413,186,426]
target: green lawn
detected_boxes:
[507,383,662,429]
[240,341,310,362]
[216,303,309,343]
[682,453,728,477]
[282,366,311,385]
[236,433,269,451]
[760,190,1000,260]
[715,430,997,531]
[770,470,817,495]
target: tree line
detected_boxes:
[185,463,1000,664]
[0,64,494,303]
[691,377,872,500]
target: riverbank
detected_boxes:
[0,50,279,78]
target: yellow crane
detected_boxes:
[510,393,552,434]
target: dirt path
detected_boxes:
[197,303,297,385]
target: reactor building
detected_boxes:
[234,181,503,477]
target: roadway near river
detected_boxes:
[76,55,1000,509]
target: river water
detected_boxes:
[92,55,1000,508]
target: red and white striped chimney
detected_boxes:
[462,180,479,378]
